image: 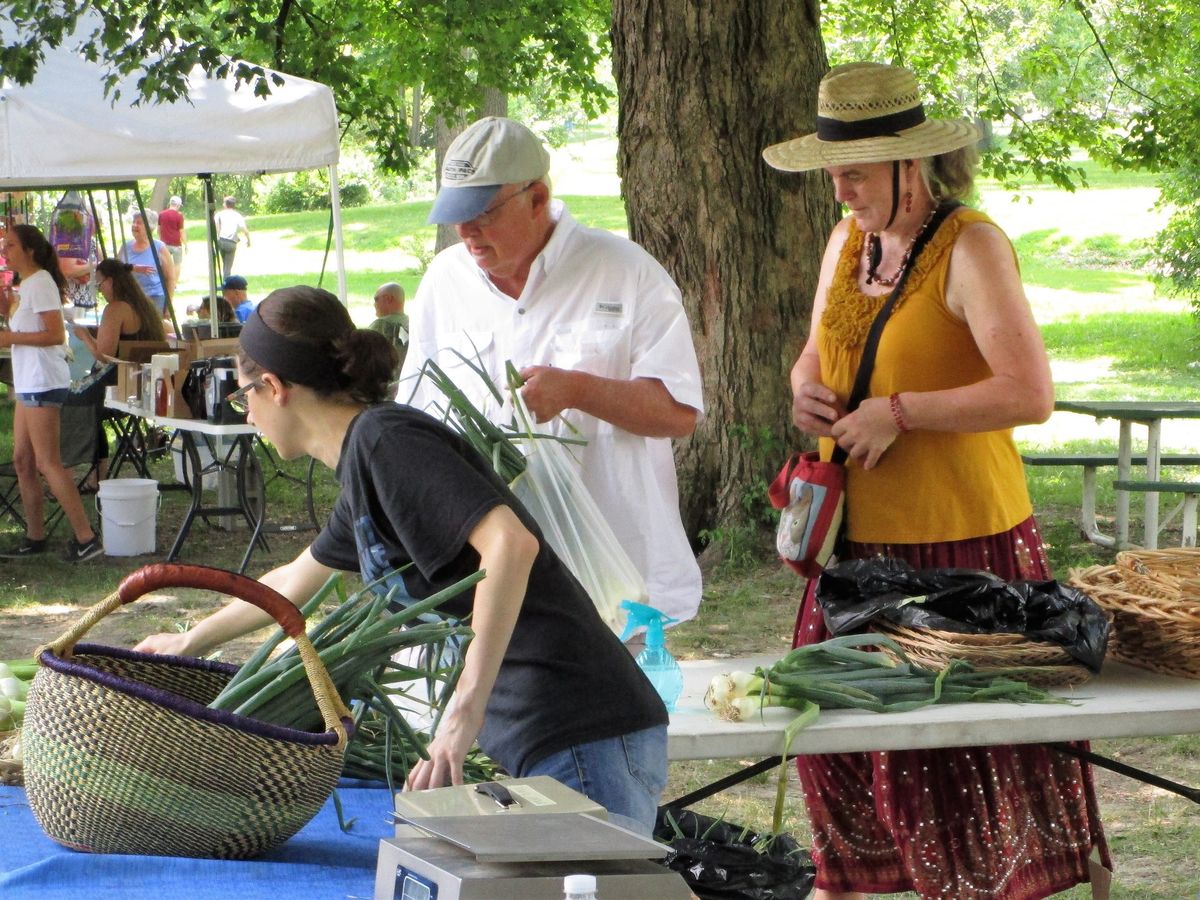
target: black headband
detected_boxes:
[239,305,346,388]
[815,104,926,142]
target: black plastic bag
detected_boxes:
[815,557,1109,672]
[654,806,815,900]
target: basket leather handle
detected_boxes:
[118,564,306,636]
[39,563,353,743]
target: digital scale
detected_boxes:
[373,776,692,900]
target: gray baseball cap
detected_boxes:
[427,117,550,225]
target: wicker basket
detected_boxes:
[1116,548,1200,600]
[1068,562,1200,679]
[22,563,353,859]
[871,622,1094,687]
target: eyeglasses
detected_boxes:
[468,182,537,228]
[226,379,262,416]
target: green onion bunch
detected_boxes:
[0,658,36,732]
[705,633,1069,723]
[208,570,484,786]
[408,357,528,482]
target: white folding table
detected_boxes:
[104,399,318,571]
[666,656,1200,806]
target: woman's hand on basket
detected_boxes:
[791,381,845,437]
[831,395,901,470]
[133,631,196,656]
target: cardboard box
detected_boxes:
[114,360,141,405]
[161,369,190,418]
[115,340,173,365]
[189,337,240,362]
[150,352,191,419]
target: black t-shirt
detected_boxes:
[311,404,668,775]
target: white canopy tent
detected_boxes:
[0,15,347,308]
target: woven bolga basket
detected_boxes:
[22,563,354,860]
[1069,558,1200,680]
[870,622,1094,688]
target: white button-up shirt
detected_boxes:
[400,202,705,623]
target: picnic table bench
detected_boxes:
[1022,452,1200,546]
[1112,479,1200,548]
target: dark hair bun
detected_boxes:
[332,328,398,404]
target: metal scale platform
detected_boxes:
[373,776,691,900]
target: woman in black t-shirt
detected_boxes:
[135,285,669,832]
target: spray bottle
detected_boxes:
[619,600,683,712]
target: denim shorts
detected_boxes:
[520,724,668,835]
[17,388,70,408]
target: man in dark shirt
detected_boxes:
[225,275,254,323]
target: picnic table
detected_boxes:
[1052,399,1200,548]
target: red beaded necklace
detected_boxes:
[864,204,939,287]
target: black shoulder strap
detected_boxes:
[831,200,961,465]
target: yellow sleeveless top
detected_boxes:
[817,208,1032,543]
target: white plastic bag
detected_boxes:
[509,418,647,637]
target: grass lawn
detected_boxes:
[3,160,1198,896]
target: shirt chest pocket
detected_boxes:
[549,320,628,376]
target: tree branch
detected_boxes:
[273,0,294,70]
[957,0,1029,132]
[1070,0,1158,108]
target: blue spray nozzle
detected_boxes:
[619,600,677,647]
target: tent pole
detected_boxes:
[86,191,108,260]
[105,190,121,254]
[201,175,220,335]
[328,163,348,305]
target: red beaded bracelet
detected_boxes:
[889,392,909,434]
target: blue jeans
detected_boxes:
[17,388,70,408]
[520,724,668,835]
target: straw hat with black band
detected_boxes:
[763,62,980,232]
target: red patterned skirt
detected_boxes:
[792,516,1111,899]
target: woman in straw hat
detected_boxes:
[764,62,1110,899]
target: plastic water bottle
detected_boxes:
[619,600,683,712]
[563,873,598,899]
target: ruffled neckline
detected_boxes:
[821,208,985,350]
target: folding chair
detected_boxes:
[0,381,103,535]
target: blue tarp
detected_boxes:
[0,781,392,899]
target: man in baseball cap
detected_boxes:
[427,117,551,225]
[223,275,254,323]
[403,116,706,643]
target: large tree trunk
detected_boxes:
[612,0,839,542]
[434,88,508,252]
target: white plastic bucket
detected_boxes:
[97,478,159,556]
